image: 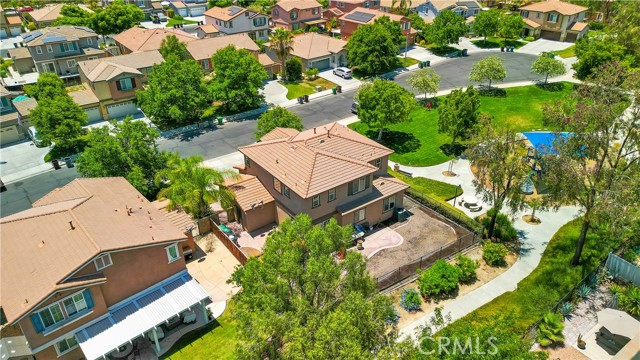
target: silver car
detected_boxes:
[333,67,352,78]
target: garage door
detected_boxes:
[106,101,138,119]
[310,58,331,71]
[564,32,578,43]
[540,30,561,41]
[0,126,23,145]
[84,106,102,123]
[10,27,21,36]
[189,6,206,16]
[0,29,7,39]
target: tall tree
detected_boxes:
[255,106,303,140]
[472,9,500,41]
[76,117,169,199]
[30,95,87,150]
[209,45,267,113]
[208,0,233,7]
[407,68,440,103]
[52,5,93,27]
[437,86,480,145]
[530,52,566,84]
[90,0,144,43]
[347,23,398,76]
[424,9,467,47]
[465,114,529,240]
[268,28,294,80]
[469,56,507,87]
[609,0,640,64]
[573,34,628,80]
[159,34,189,61]
[137,55,209,129]
[498,14,525,45]
[356,79,417,140]
[374,15,404,45]
[24,73,66,101]
[542,63,640,265]
[155,155,238,219]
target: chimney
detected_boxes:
[68,220,75,230]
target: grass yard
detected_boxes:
[166,18,198,27]
[471,37,527,49]
[283,77,336,99]
[349,82,572,167]
[389,169,462,202]
[552,45,576,58]
[397,56,420,68]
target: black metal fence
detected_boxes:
[404,187,484,234]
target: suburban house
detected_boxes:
[422,0,481,20]
[379,0,428,13]
[194,24,220,38]
[0,177,206,360]
[24,3,94,28]
[0,85,24,145]
[168,0,208,17]
[22,26,106,79]
[338,7,415,43]
[271,0,324,31]
[329,0,381,13]
[102,0,156,20]
[11,96,38,139]
[519,0,589,41]
[266,32,348,71]
[230,122,409,232]
[77,50,164,120]
[113,27,196,54]
[186,33,258,71]
[203,6,270,40]
[1,6,23,38]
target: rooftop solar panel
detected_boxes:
[22,30,42,43]
[228,6,243,15]
[41,34,68,44]
[459,1,480,8]
[345,11,375,23]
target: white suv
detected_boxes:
[333,67,352,79]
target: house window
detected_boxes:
[328,188,336,202]
[36,46,42,54]
[166,243,180,263]
[87,37,93,45]
[292,23,300,30]
[118,78,134,91]
[37,303,65,328]
[88,56,98,60]
[60,43,78,52]
[67,59,77,68]
[1,97,10,108]
[313,7,319,15]
[229,20,233,28]
[253,17,267,26]
[244,155,251,168]
[42,62,55,73]
[273,8,279,17]
[283,185,291,198]
[364,1,370,8]
[337,1,344,8]
[548,13,558,22]
[46,45,53,53]
[350,176,370,195]
[521,10,529,18]
[63,292,88,317]
[536,12,541,19]
[94,253,112,270]
[201,59,209,70]
[245,11,250,16]
[383,195,396,212]
[274,177,282,193]
[312,195,320,208]
[341,21,345,28]
[55,335,79,356]
[354,208,366,223]
[474,9,479,15]
[291,10,298,20]
[374,158,381,168]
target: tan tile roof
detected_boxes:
[152,199,195,233]
[195,24,219,34]
[78,50,163,82]
[260,127,299,141]
[325,8,344,16]
[336,176,408,215]
[204,6,248,21]
[380,0,427,7]
[289,33,347,60]
[171,0,187,8]
[519,0,588,15]
[0,177,187,324]
[239,122,394,198]
[12,97,38,118]
[8,47,32,60]
[68,87,100,106]
[6,15,22,25]
[524,18,541,28]
[28,3,93,22]
[427,0,458,12]
[113,27,196,53]
[186,33,259,61]
[0,111,19,125]
[0,84,9,97]
[568,21,588,31]
[25,26,98,46]
[276,0,322,11]
[227,175,275,212]
[341,7,408,24]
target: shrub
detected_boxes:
[173,14,184,20]
[537,312,564,347]
[399,289,422,312]
[285,57,302,81]
[305,67,319,80]
[417,260,461,298]
[619,286,640,316]
[609,283,623,296]
[559,302,574,318]
[524,36,535,41]
[482,241,508,266]
[622,248,638,263]
[166,9,174,18]
[455,254,479,283]
[386,308,400,325]
[308,25,319,32]
[292,28,304,34]
[576,283,592,300]
[588,21,605,31]
[28,22,36,31]
[480,208,518,242]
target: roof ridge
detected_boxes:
[0,197,90,224]
[314,148,377,169]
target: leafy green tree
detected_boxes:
[305,67,319,80]
[469,55,507,87]
[76,118,169,198]
[472,9,500,41]
[30,95,87,150]
[356,79,417,140]
[482,241,508,266]
[24,73,66,101]
[209,45,267,113]
[573,35,627,80]
[407,68,440,102]
[417,259,461,298]
[455,254,479,283]
[530,52,566,84]
[90,0,144,43]
[155,155,237,219]
[347,23,398,76]
[159,34,189,61]
[285,57,302,81]
[374,15,404,45]
[269,27,294,80]
[52,5,93,27]
[255,106,302,140]
[437,86,480,144]
[425,9,467,47]
[208,0,233,7]
[609,0,640,65]
[498,14,525,44]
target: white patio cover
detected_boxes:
[75,271,209,360]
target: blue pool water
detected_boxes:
[522,131,570,155]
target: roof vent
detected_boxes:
[320,139,325,144]
[68,220,75,230]
[314,128,316,134]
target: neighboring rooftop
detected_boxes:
[113,27,196,53]
[227,175,275,213]
[7,47,32,59]
[23,26,98,46]
[568,21,588,31]
[78,50,164,82]
[275,0,322,11]
[341,7,407,24]
[204,5,252,20]
[428,0,480,11]
[195,24,220,34]
[68,87,100,106]
[186,33,259,61]
[519,0,588,15]
[27,3,93,23]
[288,32,347,59]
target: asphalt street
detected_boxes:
[1,52,538,216]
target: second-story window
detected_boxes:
[349,175,370,195]
[548,12,558,22]
[60,42,79,52]
[374,158,381,168]
[94,253,112,271]
[328,188,336,202]
[364,1,370,8]
[283,184,291,198]
[313,7,319,15]
[67,59,77,68]
[166,243,180,263]
[87,37,93,45]
[244,155,251,168]
[312,195,320,208]
[253,17,267,26]
[291,10,298,20]
[46,45,53,53]
[37,303,65,328]
[117,78,135,91]
[63,292,88,317]
[274,8,279,17]
[337,2,344,8]
[36,46,42,54]
[521,10,529,18]
[274,177,282,193]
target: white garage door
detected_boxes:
[84,106,102,123]
[106,101,138,119]
[10,27,21,36]
[310,58,331,71]
[0,126,23,145]
[189,7,206,16]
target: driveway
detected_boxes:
[0,140,51,182]
[319,68,362,89]
[518,39,574,55]
[262,80,289,105]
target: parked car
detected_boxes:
[157,13,168,22]
[333,67,352,79]
[28,126,43,146]
[351,101,359,115]
[18,6,33,12]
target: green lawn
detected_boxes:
[397,56,420,68]
[471,37,527,49]
[349,83,572,167]
[283,77,337,99]
[166,18,198,27]
[161,302,239,360]
[552,45,576,58]
[389,169,462,202]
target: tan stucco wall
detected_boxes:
[240,201,277,232]
[338,191,404,226]
[35,342,84,360]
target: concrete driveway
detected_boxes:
[518,39,574,55]
[319,69,362,89]
[262,80,290,105]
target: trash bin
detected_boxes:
[217,116,223,125]
[64,157,74,168]
[462,49,468,56]
[418,62,424,69]
[52,159,61,169]
[337,85,342,93]
[332,87,337,95]
[303,95,309,103]
[425,60,430,67]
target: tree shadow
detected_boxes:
[428,45,457,57]
[535,82,566,92]
[439,143,466,156]
[478,86,507,97]
[365,129,420,154]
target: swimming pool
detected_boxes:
[522,131,570,155]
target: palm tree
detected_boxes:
[269,27,294,81]
[155,155,238,220]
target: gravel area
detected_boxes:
[563,283,612,345]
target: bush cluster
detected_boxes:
[480,208,518,242]
[417,260,461,298]
[455,254,480,283]
[399,289,422,312]
[285,58,302,81]
[619,286,640,317]
[482,241,508,266]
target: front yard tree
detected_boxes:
[24,73,66,101]
[268,28,294,80]
[76,117,169,199]
[573,35,627,80]
[425,9,467,47]
[210,45,268,113]
[469,55,507,87]
[90,0,144,43]
[159,34,189,61]
[472,9,500,41]
[498,14,525,45]
[407,68,440,103]
[30,95,87,150]
[530,52,566,84]
[374,15,404,45]
[255,106,303,140]
[356,79,417,140]
[437,86,480,145]
[465,114,529,240]
[285,57,302,81]
[137,55,209,128]
[52,5,93,27]
[347,23,398,76]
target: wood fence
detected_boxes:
[209,219,248,265]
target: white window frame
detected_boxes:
[521,10,529,18]
[353,176,368,194]
[67,59,77,68]
[403,22,410,30]
[37,302,65,329]
[62,292,88,317]
[283,185,291,198]
[313,7,319,15]
[328,188,336,202]
[87,37,93,45]
[383,195,396,212]
[46,45,53,53]
[548,12,558,22]
[42,62,56,73]
[36,46,42,54]
[374,158,381,168]
[354,208,366,223]
[312,195,320,208]
[119,78,133,91]
[94,253,113,271]
[291,10,298,20]
[201,59,210,70]
[166,243,180,263]
[55,335,79,356]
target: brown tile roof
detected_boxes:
[258,52,279,67]
[186,33,259,61]
[260,127,300,141]
[0,111,19,125]
[341,7,408,24]
[276,0,322,11]
[171,0,187,8]
[524,18,541,28]
[12,97,38,118]
[0,178,187,324]
[195,24,220,34]
[24,26,98,46]
[239,122,394,198]
[8,47,32,60]
[425,0,457,12]
[152,199,195,233]
[519,0,588,15]
[568,21,588,31]
[336,176,408,215]
[113,27,196,53]
[325,8,344,16]
[227,175,275,212]
[380,0,427,7]
[78,50,163,82]
[28,3,93,22]
[0,84,9,97]
[289,33,347,60]
[68,87,100,106]
[6,15,22,25]
[204,6,248,21]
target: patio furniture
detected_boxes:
[463,195,478,208]
[110,343,133,359]
[165,315,181,331]
[469,205,483,212]
[182,310,197,324]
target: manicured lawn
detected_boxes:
[166,18,198,27]
[161,302,239,360]
[471,37,527,49]
[397,56,420,68]
[389,169,462,202]
[283,77,337,99]
[552,45,576,58]
[349,83,572,167]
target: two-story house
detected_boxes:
[338,7,415,43]
[102,0,155,20]
[519,0,589,42]
[330,0,380,13]
[169,0,207,17]
[186,33,259,71]
[379,0,428,13]
[23,26,105,79]
[0,177,207,360]
[265,32,348,71]
[1,6,23,38]
[203,6,270,40]
[0,84,24,145]
[422,0,480,21]
[113,27,196,54]
[77,50,164,120]
[271,0,324,31]
[25,3,94,29]
[229,123,408,232]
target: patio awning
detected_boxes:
[304,19,327,25]
[74,271,209,360]
[597,308,640,339]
